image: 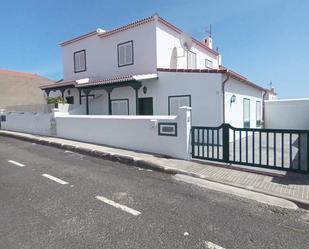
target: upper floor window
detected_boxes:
[205,59,213,69]
[74,50,86,73]
[118,41,134,67]
[187,51,197,69]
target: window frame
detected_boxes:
[243,98,251,128]
[111,98,129,115]
[168,94,191,115]
[73,49,87,73]
[158,123,178,137]
[256,100,261,127]
[187,51,197,69]
[205,59,213,69]
[117,40,134,67]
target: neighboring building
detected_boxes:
[41,14,272,128]
[0,69,53,109]
[265,88,277,101]
[265,98,309,130]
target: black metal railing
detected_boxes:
[191,124,309,173]
[191,125,224,162]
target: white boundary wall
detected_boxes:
[0,106,192,159]
[0,111,52,136]
[265,99,309,130]
[55,107,191,159]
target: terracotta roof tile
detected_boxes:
[98,16,154,38]
[59,30,98,46]
[40,80,75,90]
[41,74,147,90]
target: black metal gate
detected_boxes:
[191,124,309,173]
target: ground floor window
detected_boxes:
[243,98,250,128]
[256,101,261,127]
[111,99,129,115]
[168,95,191,115]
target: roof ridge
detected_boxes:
[59,14,219,56]
[98,15,154,38]
[157,17,219,56]
[59,30,98,46]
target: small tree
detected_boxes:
[47,96,66,108]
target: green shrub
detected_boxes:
[47,96,66,105]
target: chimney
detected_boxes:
[204,37,213,49]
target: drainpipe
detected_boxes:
[222,70,230,124]
[262,90,267,128]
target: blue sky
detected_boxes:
[0,0,308,98]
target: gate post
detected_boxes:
[222,123,230,163]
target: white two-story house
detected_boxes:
[42,14,273,128]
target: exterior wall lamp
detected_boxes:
[68,90,71,96]
[230,94,236,104]
[143,86,147,94]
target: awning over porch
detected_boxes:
[40,73,158,115]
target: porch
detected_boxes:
[40,74,158,115]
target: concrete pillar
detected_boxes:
[179,106,192,160]
[50,108,60,136]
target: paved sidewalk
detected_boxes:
[1,130,309,207]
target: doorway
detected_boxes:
[138,97,153,115]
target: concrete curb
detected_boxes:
[173,174,299,210]
[1,131,309,210]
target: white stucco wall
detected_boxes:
[224,77,264,128]
[61,19,221,82]
[142,71,222,126]
[55,107,191,159]
[1,111,52,136]
[82,71,222,126]
[60,72,264,128]
[156,22,219,70]
[62,21,157,81]
[265,99,309,130]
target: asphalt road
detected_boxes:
[0,136,309,249]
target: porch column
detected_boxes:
[135,88,139,115]
[78,88,82,105]
[131,82,142,115]
[82,89,91,115]
[60,89,65,99]
[105,86,114,115]
[44,89,51,97]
